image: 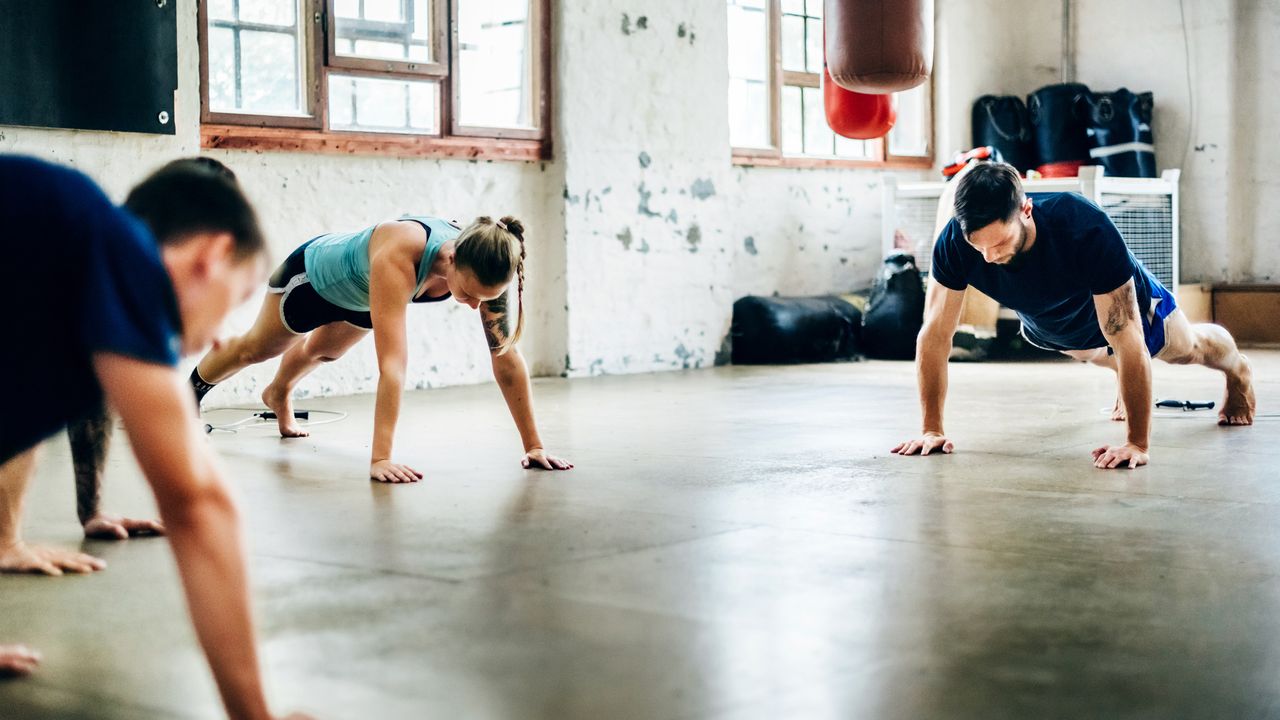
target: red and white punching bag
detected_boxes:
[825,0,933,94]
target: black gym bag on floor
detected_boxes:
[730,295,862,365]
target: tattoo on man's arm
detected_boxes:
[481,293,511,350]
[1104,283,1138,336]
[68,403,114,524]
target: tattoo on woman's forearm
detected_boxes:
[481,293,511,350]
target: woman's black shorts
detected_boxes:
[267,239,374,334]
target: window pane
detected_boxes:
[457,0,535,129]
[208,26,236,109]
[239,30,301,113]
[208,0,234,22]
[729,79,770,148]
[782,0,804,13]
[805,16,822,73]
[238,0,294,26]
[329,75,354,128]
[353,39,408,59]
[889,83,930,156]
[408,82,437,129]
[802,86,834,155]
[782,85,803,154]
[781,13,804,72]
[727,1,767,81]
[328,74,440,134]
[364,0,403,22]
[205,1,307,117]
[783,1,819,73]
[835,136,872,159]
[727,0,770,148]
[335,0,432,64]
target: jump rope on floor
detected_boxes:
[1098,400,1279,419]
[205,403,1272,430]
[202,407,348,434]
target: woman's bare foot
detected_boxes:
[1111,396,1127,422]
[262,383,309,438]
[1220,354,1257,426]
[0,644,40,677]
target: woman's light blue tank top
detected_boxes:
[303,216,461,312]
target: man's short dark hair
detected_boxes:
[124,157,264,259]
[953,162,1025,236]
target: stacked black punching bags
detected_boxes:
[862,252,925,360]
[973,85,1157,178]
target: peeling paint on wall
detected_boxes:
[690,178,716,200]
[685,224,701,253]
[637,182,660,217]
[673,343,693,368]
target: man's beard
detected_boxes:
[1000,224,1031,272]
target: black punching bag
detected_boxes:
[731,296,862,364]
[1027,83,1092,177]
[972,95,1035,174]
[1085,88,1156,178]
[862,252,925,360]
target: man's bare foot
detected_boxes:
[1220,354,1256,426]
[0,541,106,576]
[1111,396,1127,422]
[82,513,166,540]
[0,644,40,677]
[262,383,309,438]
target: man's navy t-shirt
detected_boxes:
[0,155,181,462]
[931,192,1176,353]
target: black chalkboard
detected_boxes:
[0,0,178,135]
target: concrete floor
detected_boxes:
[2,351,1278,719]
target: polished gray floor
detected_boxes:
[2,351,1278,719]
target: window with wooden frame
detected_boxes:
[727,0,932,169]
[199,0,551,160]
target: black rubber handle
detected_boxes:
[1155,399,1215,411]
